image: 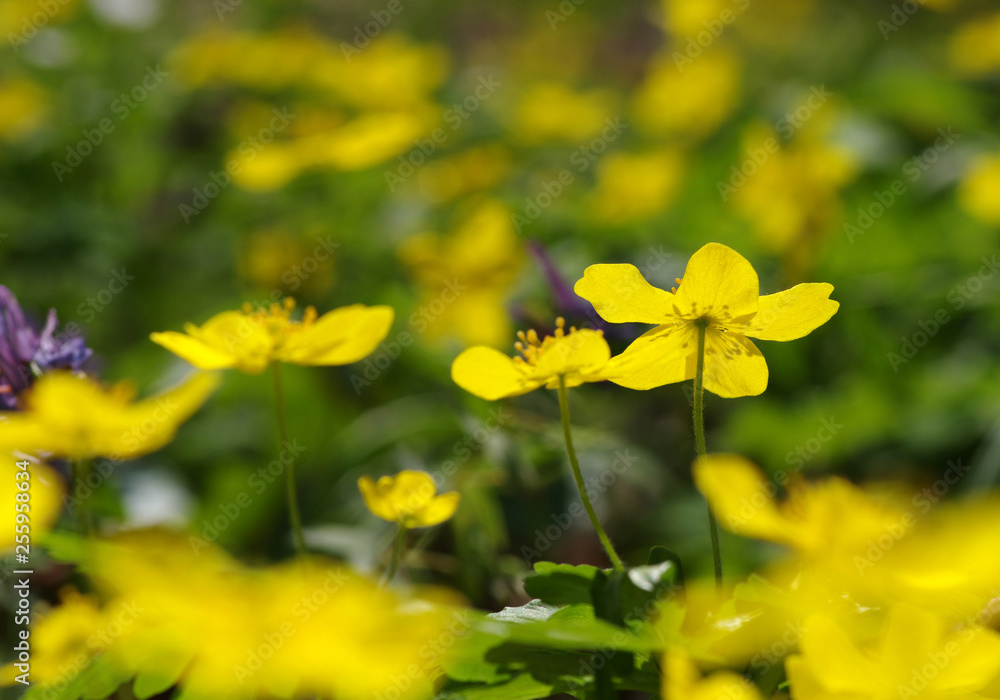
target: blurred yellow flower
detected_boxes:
[3,455,63,550]
[238,228,336,294]
[358,470,460,528]
[958,152,1000,224]
[452,318,612,400]
[575,243,838,397]
[949,12,1000,77]
[0,372,218,460]
[399,200,523,348]
[0,77,48,141]
[150,298,393,375]
[632,48,741,140]
[590,148,685,224]
[510,82,619,145]
[726,120,857,267]
[417,144,512,202]
[663,652,763,700]
[787,605,1000,700]
[693,454,904,560]
[8,531,462,700]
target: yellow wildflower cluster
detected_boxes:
[8,531,462,700]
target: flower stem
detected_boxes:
[382,522,407,586]
[556,375,625,572]
[272,363,306,555]
[693,321,723,590]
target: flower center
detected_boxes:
[512,317,578,367]
[241,298,318,345]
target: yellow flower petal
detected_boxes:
[673,243,759,322]
[534,329,611,383]
[283,305,394,366]
[358,470,459,528]
[451,346,539,400]
[693,454,792,545]
[149,331,239,370]
[573,263,676,324]
[798,615,877,691]
[740,283,839,341]
[606,324,696,390]
[702,330,767,398]
[408,492,461,527]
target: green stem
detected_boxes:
[693,321,723,590]
[73,458,93,535]
[557,375,625,572]
[382,522,407,586]
[272,363,306,555]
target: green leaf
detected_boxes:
[437,673,555,700]
[488,599,559,624]
[479,602,656,652]
[523,562,602,607]
[42,531,89,563]
[132,653,189,700]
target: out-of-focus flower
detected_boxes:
[575,243,838,397]
[417,144,512,202]
[509,82,619,145]
[171,31,447,111]
[693,454,904,560]
[662,652,763,700]
[0,78,48,141]
[2,455,63,550]
[589,148,685,224]
[399,200,523,348]
[452,318,612,400]
[632,48,741,140]
[238,228,336,295]
[0,372,218,460]
[786,605,1000,700]
[949,12,1000,77]
[3,531,462,700]
[358,470,460,528]
[0,286,92,409]
[958,153,1000,224]
[0,0,77,36]
[150,298,393,375]
[726,119,857,271]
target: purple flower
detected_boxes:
[0,286,92,408]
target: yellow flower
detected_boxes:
[574,242,838,397]
[0,77,48,141]
[786,605,1000,700]
[3,455,64,550]
[358,470,460,528]
[693,453,903,560]
[452,318,613,400]
[958,153,1000,224]
[631,48,740,140]
[510,82,619,145]
[399,200,523,348]
[151,298,393,375]
[590,148,685,224]
[15,530,462,700]
[949,12,1000,78]
[417,143,512,202]
[663,652,763,700]
[0,372,218,460]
